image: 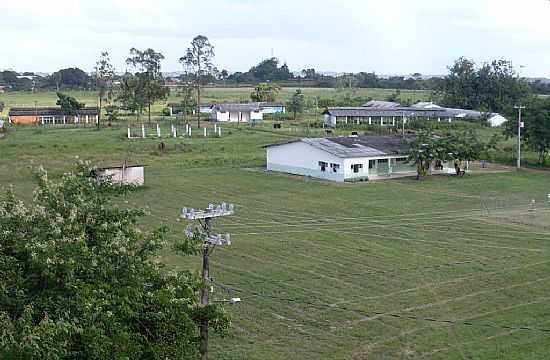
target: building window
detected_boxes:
[318,161,328,172]
[42,116,54,124]
[368,160,375,169]
[351,164,363,173]
[330,163,340,173]
[378,159,388,165]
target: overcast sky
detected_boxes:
[1,0,549,76]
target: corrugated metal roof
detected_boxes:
[266,135,415,159]
[325,107,446,118]
[212,103,261,112]
[9,107,99,116]
[363,100,400,108]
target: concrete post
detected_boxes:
[127,127,131,139]
[141,124,146,138]
[204,127,207,137]
[368,117,372,125]
[218,127,221,136]
[156,123,161,137]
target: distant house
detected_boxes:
[259,102,286,114]
[8,107,99,125]
[210,103,263,123]
[324,101,508,127]
[94,165,145,186]
[0,85,6,93]
[167,103,212,116]
[265,135,453,182]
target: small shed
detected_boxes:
[95,165,145,186]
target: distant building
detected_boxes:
[259,102,286,114]
[0,85,6,93]
[324,101,508,127]
[265,135,453,182]
[210,103,263,123]
[94,165,145,186]
[8,107,99,125]
[167,103,212,116]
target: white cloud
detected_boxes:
[0,0,549,76]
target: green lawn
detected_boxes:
[1,125,550,359]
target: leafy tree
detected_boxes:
[49,68,92,90]
[177,79,197,120]
[219,69,229,87]
[126,48,169,122]
[56,92,84,116]
[0,101,4,113]
[250,83,280,102]
[407,132,441,180]
[0,162,230,359]
[287,89,305,120]
[94,52,115,128]
[116,73,148,118]
[180,35,216,128]
[442,58,530,115]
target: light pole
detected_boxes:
[181,202,235,360]
[514,105,525,170]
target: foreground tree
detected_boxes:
[180,35,216,128]
[250,82,281,102]
[126,48,169,122]
[94,52,115,128]
[0,163,229,359]
[287,89,305,120]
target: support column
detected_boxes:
[392,117,395,126]
[368,117,372,125]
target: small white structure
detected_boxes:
[210,103,263,123]
[265,135,453,182]
[95,165,145,186]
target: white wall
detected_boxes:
[267,141,344,180]
[99,166,144,186]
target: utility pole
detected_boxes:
[181,202,235,360]
[514,105,526,170]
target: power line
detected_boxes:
[214,281,550,335]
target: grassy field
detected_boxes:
[0,87,432,117]
[1,123,550,359]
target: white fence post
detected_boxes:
[204,127,207,137]
[156,123,161,137]
[188,126,191,136]
[127,127,131,139]
[141,124,146,138]
[218,127,221,136]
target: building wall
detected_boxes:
[98,166,144,186]
[267,142,345,182]
[9,115,37,125]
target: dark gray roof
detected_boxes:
[266,135,415,158]
[9,107,99,116]
[324,107,446,118]
[363,100,400,108]
[213,103,261,112]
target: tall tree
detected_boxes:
[94,52,115,128]
[250,83,280,102]
[117,73,148,119]
[287,89,305,120]
[180,35,216,128]
[126,48,169,122]
[49,68,92,90]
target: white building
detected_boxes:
[265,135,453,182]
[210,103,263,123]
[95,165,145,186]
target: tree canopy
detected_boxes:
[442,58,531,115]
[0,163,229,359]
[250,83,280,102]
[287,89,305,120]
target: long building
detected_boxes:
[8,107,99,125]
[323,101,508,127]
